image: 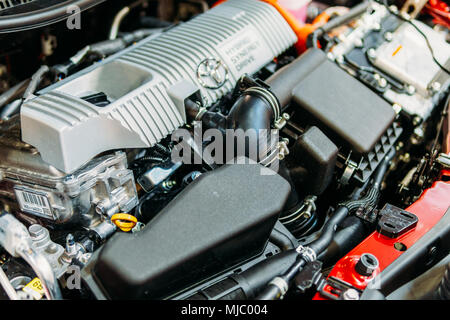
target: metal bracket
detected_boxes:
[377,203,418,238]
[318,276,363,300]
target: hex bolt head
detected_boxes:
[407,85,416,95]
[430,82,441,93]
[384,32,393,42]
[367,48,377,59]
[28,224,45,238]
[343,288,360,300]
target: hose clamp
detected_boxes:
[195,105,208,122]
[269,277,289,296]
[296,245,317,263]
[245,86,281,124]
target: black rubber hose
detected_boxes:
[257,147,396,299]
[269,228,295,251]
[233,249,299,299]
[181,249,299,300]
[227,93,274,133]
[90,29,161,56]
[371,147,396,188]
[308,206,350,254]
[256,283,285,300]
[257,187,372,299]
[226,91,277,162]
[308,1,370,49]
[257,255,307,300]
[317,216,366,266]
[310,147,395,254]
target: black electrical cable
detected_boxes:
[379,0,450,75]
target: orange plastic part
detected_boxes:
[111,213,138,232]
[213,0,330,53]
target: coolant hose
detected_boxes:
[269,228,295,251]
[317,216,366,266]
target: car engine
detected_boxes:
[0,0,449,302]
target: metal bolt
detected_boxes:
[28,224,45,238]
[162,180,176,190]
[132,222,145,233]
[95,200,109,215]
[354,38,364,48]
[343,289,360,300]
[400,12,411,21]
[64,175,75,183]
[426,246,438,265]
[78,253,92,264]
[65,234,77,256]
[411,126,425,145]
[392,103,402,114]
[430,82,441,93]
[389,5,398,14]
[47,243,58,254]
[414,127,425,137]
[384,32,393,42]
[331,55,342,64]
[367,48,377,59]
[378,77,387,88]
[301,196,317,219]
[412,116,422,126]
[406,85,416,95]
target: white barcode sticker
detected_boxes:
[14,187,53,219]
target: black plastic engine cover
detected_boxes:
[291,49,396,155]
[93,162,291,299]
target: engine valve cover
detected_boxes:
[20,0,296,173]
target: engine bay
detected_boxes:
[0,0,449,302]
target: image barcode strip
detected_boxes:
[22,191,46,207]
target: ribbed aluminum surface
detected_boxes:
[21,0,297,173]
